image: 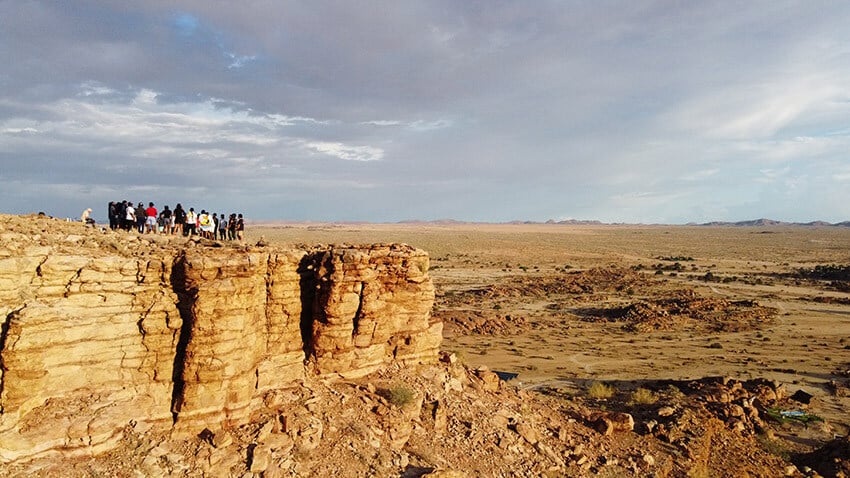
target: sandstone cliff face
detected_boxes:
[311,245,439,378]
[0,215,438,462]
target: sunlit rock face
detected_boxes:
[0,214,438,462]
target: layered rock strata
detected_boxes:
[0,215,439,462]
[311,245,439,378]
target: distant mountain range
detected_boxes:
[686,218,850,227]
[397,218,850,227]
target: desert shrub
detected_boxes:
[657,255,694,262]
[757,435,790,460]
[587,382,615,399]
[629,387,657,405]
[797,264,850,281]
[379,384,416,407]
[664,384,685,399]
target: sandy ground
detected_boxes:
[251,223,850,442]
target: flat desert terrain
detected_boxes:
[252,223,850,443]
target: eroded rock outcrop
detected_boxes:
[311,245,440,378]
[0,214,439,462]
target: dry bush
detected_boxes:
[587,382,615,400]
[629,387,657,405]
[380,384,416,407]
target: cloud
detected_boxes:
[304,141,384,162]
[226,52,257,69]
[360,118,453,131]
[2,2,850,222]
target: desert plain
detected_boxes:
[3,216,850,477]
[253,222,850,440]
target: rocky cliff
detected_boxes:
[0,214,439,463]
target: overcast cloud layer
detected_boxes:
[2,1,850,223]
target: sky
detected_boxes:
[2,1,850,224]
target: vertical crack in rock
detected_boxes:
[63,267,83,298]
[261,253,274,391]
[298,253,319,360]
[34,256,48,279]
[264,254,273,357]
[169,252,196,424]
[0,306,23,413]
[352,282,365,339]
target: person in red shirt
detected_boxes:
[145,202,158,233]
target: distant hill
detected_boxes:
[256,218,849,227]
[695,218,849,227]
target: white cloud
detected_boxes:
[361,120,402,127]
[361,118,453,131]
[133,89,158,106]
[665,74,843,140]
[756,165,791,183]
[1,127,39,135]
[78,82,117,97]
[0,84,336,159]
[679,168,719,181]
[226,52,257,69]
[409,119,453,131]
[304,141,383,162]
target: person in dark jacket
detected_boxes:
[173,204,185,236]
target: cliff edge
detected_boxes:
[0,214,439,462]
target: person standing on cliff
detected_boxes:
[217,213,228,240]
[185,207,197,237]
[236,213,244,241]
[124,201,135,232]
[144,202,157,234]
[227,213,237,240]
[108,202,118,230]
[173,204,185,236]
[159,205,172,234]
[136,202,146,233]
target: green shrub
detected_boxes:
[380,384,416,407]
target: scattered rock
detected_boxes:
[248,445,270,473]
[590,412,634,435]
[212,430,233,449]
[790,389,814,405]
[514,422,540,445]
[421,471,468,478]
[439,351,458,364]
[475,370,502,392]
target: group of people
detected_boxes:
[106,201,244,240]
